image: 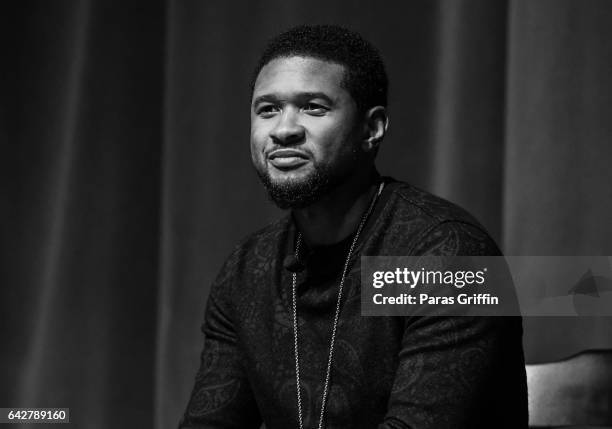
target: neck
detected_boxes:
[292,168,380,246]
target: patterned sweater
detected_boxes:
[180,179,528,428]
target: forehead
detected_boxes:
[252,56,348,100]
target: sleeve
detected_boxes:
[179,253,263,429]
[378,221,528,429]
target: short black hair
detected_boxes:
[251,24,388,114]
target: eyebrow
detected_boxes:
[252,92,334,107]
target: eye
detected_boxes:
[303,102,328,115]
[256,104,280,118]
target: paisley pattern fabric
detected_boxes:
[180,179,528,429]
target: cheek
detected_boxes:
[314,120,356,152]
[307,118,344,143]
[250,127,271,170]
[317,127,361,169]
[250,124,266,152]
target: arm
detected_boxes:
[379,314,526,428]
[379,222,528,429]
[179,257,262,428]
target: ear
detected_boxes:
[361,106,389,154]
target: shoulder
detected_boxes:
[213,215,290,286]
[390,181,484,227]
[376,180,501,256]
[205,215,289,316]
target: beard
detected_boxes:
[255,163,341,210]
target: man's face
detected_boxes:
[250,56,362,209]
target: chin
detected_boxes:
[267,166,313,184]
[257,169,330,210]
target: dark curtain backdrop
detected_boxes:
[3,1,612,428]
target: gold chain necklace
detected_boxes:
[291,181,385,429]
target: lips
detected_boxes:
[268,149,309,169]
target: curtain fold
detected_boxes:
[505,0,612,364]
[2,1,164,427]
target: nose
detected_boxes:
[270,109,305,145]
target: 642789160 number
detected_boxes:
[1,408,69,423]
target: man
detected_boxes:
[180,25,527,428]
